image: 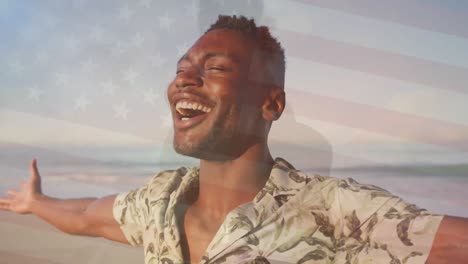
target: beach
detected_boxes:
[0,212,143,264]
[0,162,148,264]
[1,173,467,264]
[1,146,467,263]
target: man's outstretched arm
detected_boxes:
[0,159,128,244]
[426,215,468,263]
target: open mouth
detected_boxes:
[174,100,213,129]
[176,101,212,120]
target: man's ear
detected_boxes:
[262,88,285,121]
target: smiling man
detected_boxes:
[1,15,468,264]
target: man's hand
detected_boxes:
[0,159,43,214]
[0,159,129,244]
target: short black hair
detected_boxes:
[206,15,286,90]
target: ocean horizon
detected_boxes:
[1,143,467,217]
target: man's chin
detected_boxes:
[173,142,235,161]
[173,141,203,159]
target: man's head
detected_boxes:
[167,15,286,161]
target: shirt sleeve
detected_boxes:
[113,172,167,246]
[333,177,444,264]
[113,181,154,247]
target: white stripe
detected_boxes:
[0,108,157,146]
[286,57,468,126]
[265,0,468,68]
[294,116,468,166]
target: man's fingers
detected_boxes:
[30,159,41,180]
[7,190,18,196]
[0,204,11,211]
[0,196,11,205]
[0,194,11,211]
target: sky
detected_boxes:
[1,0,468,170]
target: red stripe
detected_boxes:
[288,89,468,151]
[279,30,468,94]
[293,0,468,38]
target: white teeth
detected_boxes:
[176,101,212,113]
[181,117,189,121]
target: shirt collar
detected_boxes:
[164,157,311,263]
[174,157,311,208]
[254,157,311,204]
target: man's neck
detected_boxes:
[194,142,274,218]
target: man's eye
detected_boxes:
[207,66,226,71]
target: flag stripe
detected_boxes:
[288,89,468,152]
[287,57,468,126]
[268,0,468,68]
[294,0,468,39]
[280,30,468,94]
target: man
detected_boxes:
[1,15,467,264]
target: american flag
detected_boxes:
[1,0,468,262]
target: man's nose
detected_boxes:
[175,68,202,89]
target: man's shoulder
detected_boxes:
[303,172,394,196]
[292,172,399,213]
[145,166,198,192]
[273,158,394,198]
[116,166,198,204]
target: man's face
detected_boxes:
[167,29,266,160]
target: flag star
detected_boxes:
[9,60,24,74]
[114,101,129,119]
[123,67,140,85]
[64,35,79,53]
[158,12,175,31]
[90,25,104,42]
[184,0,200,18]
[162,70,175,84]
[28,86,43,102]
[35,51,49,64]
[131,33,145,48]
[101,80,118,95]
[176,42,189,58]
[262,16,277,31]
[159,113,173,128]
[119,5,135,21]
[55,72,71,86]
[150,52,166,68]
[138,0,153,8]
[42,14,58,29]
[143,88,160,105]
[80,59,97,74]
[111,41,125,56]
[74,94,90,111]
[20,27,38,40]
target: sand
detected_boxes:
[0,212,144,264]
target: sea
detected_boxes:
[1,143,467,217]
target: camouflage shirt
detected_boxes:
[113,158,443,263]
